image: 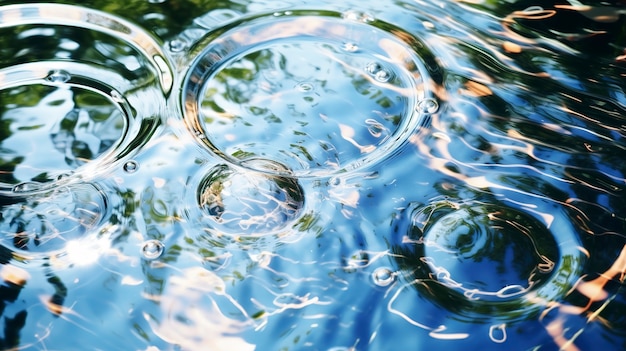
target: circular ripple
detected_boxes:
[0,183,108,262]
[181,12,437,177]
[185,160,306,241]
[0,3,172,193]
[391,199,585,322]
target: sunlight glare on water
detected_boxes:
[0,0,624,350]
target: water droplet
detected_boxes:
[168,39,187,52]
[372,267,395,286]
[142,240,164,260]
[418,98,439,114]
[46,70,71,83]
[12,182,43,194]
[123,160,139,173]
[342,42,359,52]
[148,0,166,3]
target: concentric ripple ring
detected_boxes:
[0,3,173,193]
[391,199,586,323]
[181,11,438,177]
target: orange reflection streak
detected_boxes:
[555,4,626,23]
[500,7,579,55]
[37,295,98,337]
[502,41,522,54]
[0,265,30,286]
[576,245,626,305]
[546,317,581,351]
[409,117,603,235]
[539,245,626,348]
[463,80,493,97]
[38,295,82,318]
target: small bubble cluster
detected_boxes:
[365,61,393,83]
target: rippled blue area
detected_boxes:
[0,0,625,350]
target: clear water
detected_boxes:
[0,0,624,350]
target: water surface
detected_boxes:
[0,0,624,350]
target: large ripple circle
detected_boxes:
[391,199,586,323]
[181,11,437,177]
[0,3,172,193]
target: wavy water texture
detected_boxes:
[0,0,624,351]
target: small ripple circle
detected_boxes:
[184,160,307,243]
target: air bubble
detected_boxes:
[46,70,71,83]
[372,267,395,286]
[123,160,139,173]
[142,240,165,260]
[168,39,187,52]
[417,98,439,114]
